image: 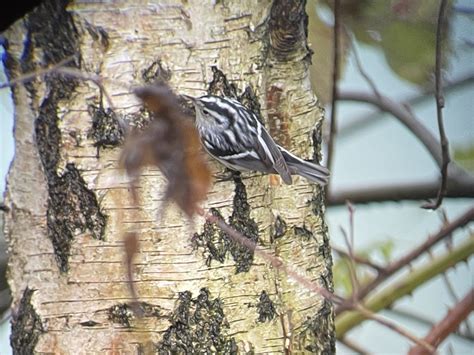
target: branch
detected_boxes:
[336,207,474,314]
[338,73,474,137]
[336,234,474,337]
[409,289,474,355]
[387,308,474,342]
[339,337,372,355]
[355,305,435,353]
[0,60,133,134]
[327,179,474,206]
[336,90,467,180]
[325,0,341,193]
[332,245,385,273]
[206,214,344,305]
[0,60,126,114]
[346,28,381,100]
[0,55,77,89]
[422,0,450,210]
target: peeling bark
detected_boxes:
[3,0,333,353]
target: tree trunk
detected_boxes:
[3,0,334,353]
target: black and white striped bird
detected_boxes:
[185,95,329,185]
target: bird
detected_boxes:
[184,94,329,185]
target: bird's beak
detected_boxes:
[181,94,196,103]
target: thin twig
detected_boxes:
[325,0,341,195]
[336,90,450,173]
[210,212,440,351]
[0,61,133,133]
[339,337,372,355]
[387,308,474,342]
[422,0,450,210]
[332,245,385,273]
[340,226,360,298]
[346,28,382,100]
[338,73,474,137]
[408,289,474,354]
[0,55,77,89]
[356,304,436,353]
[336,207,474,314]
[55,67,117,111]
[340,202,360,298]
[206,214,344,305]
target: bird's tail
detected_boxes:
[279,147,330,185]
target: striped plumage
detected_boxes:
[186,95,329,185]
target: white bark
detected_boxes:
[4,0,333,353]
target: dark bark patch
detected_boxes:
[293,224,313,240]
[88,104,125,153]
[192,208,228,266]
[268,0,311,62]
[311,121,324,164]
[310,192,325,219]
[84,21,109,49]
[207,66,238,98]
[193,177,259,273]
[20,0,107,272]
[272,215,287,242]
[142,59,172,84]
[79,320,101,327]
[10,288,44,354]
[238,85,264,123]
[256,290,276,323]
[298,299,335,354]
[228,176,259,273]
[47,163,107,272]
[107,302,161,328]
[156,288,237,354]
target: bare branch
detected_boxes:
[327,179,474,206]
[339,337,372,355]
[206,213,344,305]
[337,90,447,172]
[356,305,436,353]
[0,60,134,134]
[340,202,360,298]
[346,28,381,100]
[422,0,450,210]
[409,289,474,354]
[338,73,474,137]
[332,245,385,273]
[336,207,474,314]
[0,55,77,89]
[387,308,474,342]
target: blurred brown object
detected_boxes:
[121,84,212,218]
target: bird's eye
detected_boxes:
[202,109,209,115]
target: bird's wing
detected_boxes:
[254,122,292,184]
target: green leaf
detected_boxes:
[453,144,474,172]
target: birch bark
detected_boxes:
[3,0,334,353]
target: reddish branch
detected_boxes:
[206,214,343,304]
[409,289,474,355]
[210,214,435,350]
[423,0,450,210]
[336,207,474,314]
